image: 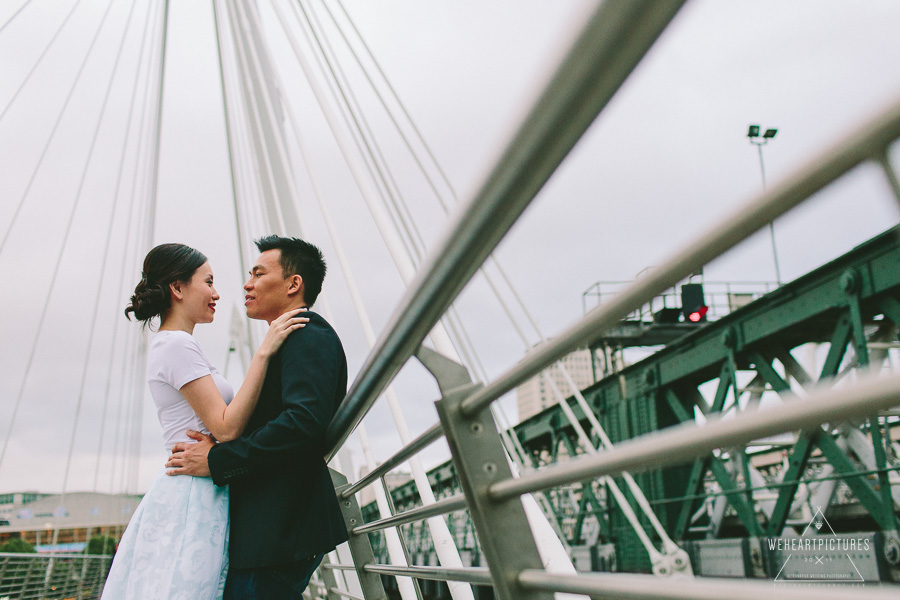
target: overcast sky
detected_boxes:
[1,0,900,495]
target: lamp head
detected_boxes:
[763,128,778,139]
[747,125,760,138]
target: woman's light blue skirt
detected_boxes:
[101,470,229,599]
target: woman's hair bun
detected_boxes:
[125,276,169,322]
[124,243,207,324]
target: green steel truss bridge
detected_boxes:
[2,1,900,600]
[364,226,900,586]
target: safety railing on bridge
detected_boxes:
[0,553,111,600]
[313,0,900,599]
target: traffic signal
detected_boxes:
[681,283,708,323]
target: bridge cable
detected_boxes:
[212,0,249,282]
[37,0,150,549]
[0,0,34,36]
[286,0,419,262]
[224,0,288,235]
[305,1,423,263]
[123,0,172,490]
[306,1,518,406]
[309,0,521,451]
[103,0,170,495]
[83,0,160,493]
[0,0,116,258]
[299,0,513,479]
[145,0,170,244]
[326,0,457,208]
[0,0,85,125]
[214,0,265,255]
[0,0,119,474]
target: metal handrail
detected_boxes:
[516,570,900,600]
[323,0,688,459]
[351,494,467,535]
[364,565,494,586]
[340,423,443,499]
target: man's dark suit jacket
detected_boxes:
[207,311,349,569]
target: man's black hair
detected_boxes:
[255,235,327,307]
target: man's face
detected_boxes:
[244,250,292,323]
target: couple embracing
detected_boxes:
[103,235,349,599]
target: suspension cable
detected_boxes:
[0,0,85,124]
[332,0,459,206]
[0,0,34,36]
[145,0,169,243]
[223,0,288,234]
[81,0,158,492]
[305,1,423,259]
[0,0,120,474]
[212,0,248,278]
[216,0,268,262]
[55,0,145,502]
[283,0,417,262]
[0,0,116,257]
[296,0,423,261]
[48,2,156,551]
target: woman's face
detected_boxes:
[180,262,219,324]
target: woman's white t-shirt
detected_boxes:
[147,330,234,452]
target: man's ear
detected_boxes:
[169,281,184,301]
[287,274,304,298]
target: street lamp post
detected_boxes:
[748,124,782,285]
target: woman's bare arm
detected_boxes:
[180,309,307,441]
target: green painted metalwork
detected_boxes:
[765,433,818,536]
[815,433,895,531]
[360,226,900,574]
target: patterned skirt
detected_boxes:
[101,470,229,600]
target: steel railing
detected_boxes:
[0,552,112,600]
[315,0,900,598]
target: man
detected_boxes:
[167,235,349,598]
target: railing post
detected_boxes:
[434,383,553,600]
[316,554,343,600]
[330,468,389,600]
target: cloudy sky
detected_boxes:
[1,0,900,495]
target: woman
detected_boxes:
[102,243,307,600]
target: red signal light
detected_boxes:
[687,306,709,322]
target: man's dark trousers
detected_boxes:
[223,553,324,599]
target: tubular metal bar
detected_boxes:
[489,372,900,501]
[459,97,900,417]
[320,563,355,570]
[323,0,687,457]
[364,565,494,586]
[517,570,900,599]
[351,493,467,535]
[328,588,364,600]
[341,423,442,499]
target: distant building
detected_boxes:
[0,492,142,552]
[0,492,49,509]
[516,346,595,422]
